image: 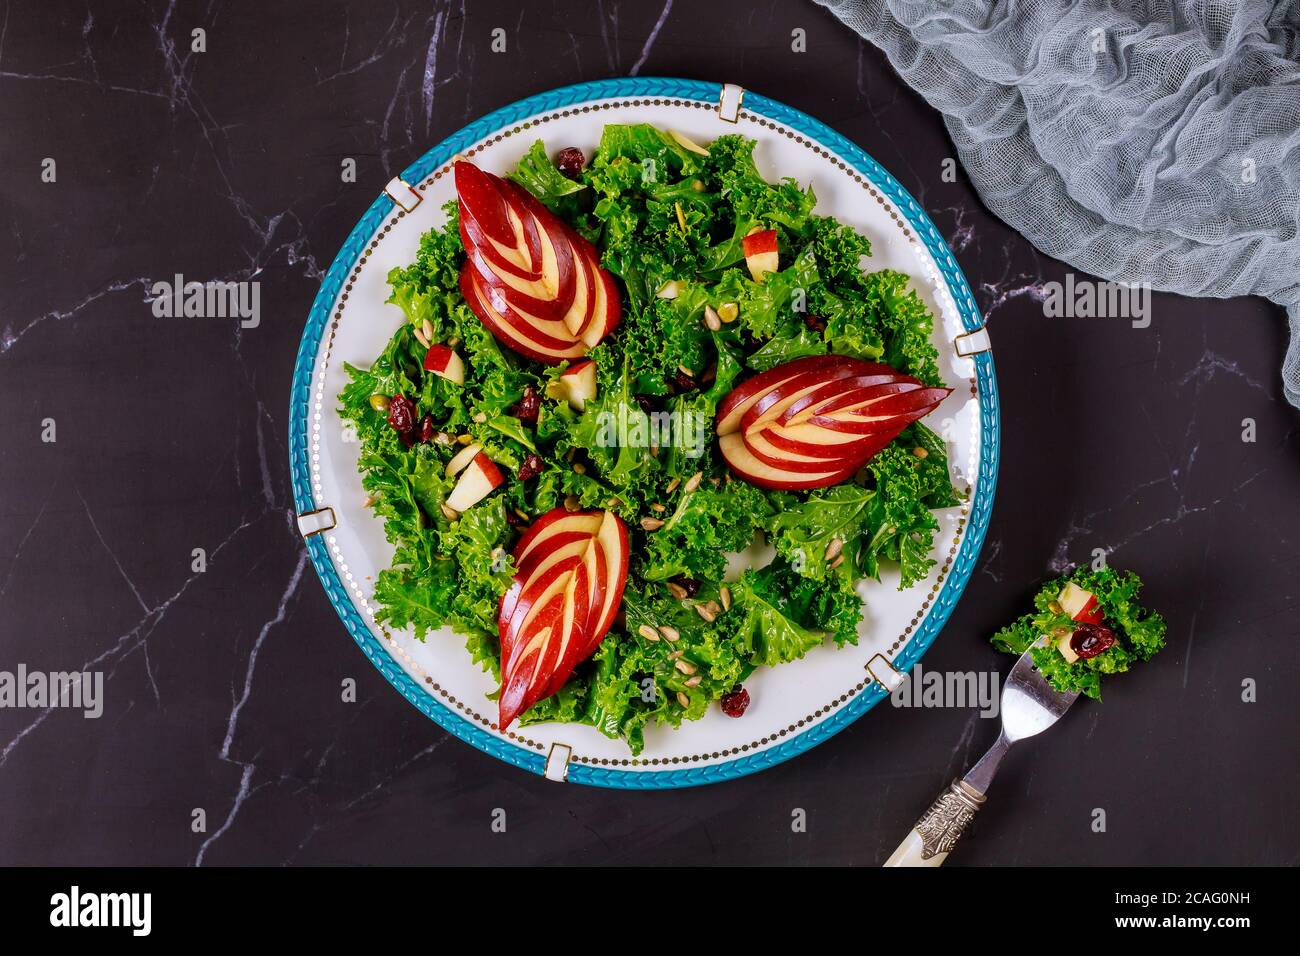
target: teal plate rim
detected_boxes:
[288,77,999,789]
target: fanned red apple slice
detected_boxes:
[716,355,951,490]
[497,508,629,728]
[455,159,621,364]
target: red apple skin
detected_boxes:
[740,428,868,481]
[1066,592,1105,625]
[471,268,582,352]
[756,421,895,461]
[462,189,580,325]
[717,356,952,490]
[496,508,629,728]
[422,344,463,382]
[742,228,778,257]
[716,355,869,434]
[454,161,515,246]
[456,160,622,363]
[810,387,951,434]
[499,591,570,729]
[792,380,921,422]
[459,198,544,283]
[581,511,629,650]
[479,182,582,323]
[446,453,505,512]
[777,373,913,425]
[460,265,587,363]
[719,433,860,490]
[463,235,578,325]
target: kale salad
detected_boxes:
[338,124,962,753]
[992,567,1167,698]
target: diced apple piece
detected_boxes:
[445,453,504,512]
[668,129,710,156]
[656,279,683,299]
[1056,632,1081,663]
[550,360,597,411]
[742,228,779,283]
[444,443,482,478]
[1058,582,1103,624]
[423,344,465,385]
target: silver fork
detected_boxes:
[884,636,1080,866]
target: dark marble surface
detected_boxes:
[1,0,1296,867]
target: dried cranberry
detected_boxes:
[720,686,750,718]
[387,395,416,433]
[517,453,543,482]
[667,369,696,394]
[634,394,658,414]
[803,313,827,333]
[418,415,435,444]
[511,385,540,425]
[1070,623,1117,660]
[555,146,586,180]
[669,576,701,598]
[505,509,526,528]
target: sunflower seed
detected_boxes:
[413,326,430,349]
[825,538,844,562]
[684,675,702,687]
[677,364,694,378]
[665,477,681,494]
[676,691,690,708]
[638,624,661,642]
[362,494,379,508]
[665,582,688,600]
[668,650,684,660]
[640,517,665,531]
[440,502,459,521]
[472,411,487,423]
[694,602,717,623]
[674,659,697,675]
[719,586,731,611]
[684,471,703,493]
[650,502,666,513]
[572,462,586,475]
[421,319,434,341]
[703,305,721,331]
[828,554,845,570]
[660,625,681,642]
[912,446,929,459]
[434,432,453,445]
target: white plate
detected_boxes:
[289,79,998,788]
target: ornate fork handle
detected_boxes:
[884,779,986,867]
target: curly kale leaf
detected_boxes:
[641,479,774,581]
[991,567,1168,699]
[509,140,586,213]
